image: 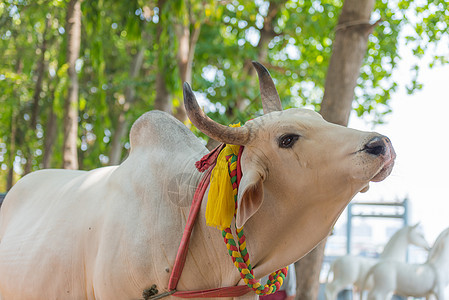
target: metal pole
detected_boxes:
[346,203,352,254]
[403,197,409,226]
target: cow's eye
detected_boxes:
[278,134,300,148]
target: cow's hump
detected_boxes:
[129,110,206,154]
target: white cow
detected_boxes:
[325,224,430,300]
[0,62,396,300]
[364,227,449,300]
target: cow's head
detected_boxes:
[184,62,395,232]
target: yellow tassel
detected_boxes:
[205,124,241,230]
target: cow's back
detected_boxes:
[0,168,89,234]
[0,167,117,299]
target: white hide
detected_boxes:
[325,224,429,300]
[0,108,395,300]
[365,227,449,300]
[0,112,211,299]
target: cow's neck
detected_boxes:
[235,190,306,279]
[236,186,350,280]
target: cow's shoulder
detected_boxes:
[129,110,206,155]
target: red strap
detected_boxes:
[173,286,251,298]
[168,158,215,290]
[237,146,244,184]
[167,145,251,298]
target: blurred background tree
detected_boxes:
[0,0,448,298]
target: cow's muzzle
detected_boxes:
[364,135,396,182]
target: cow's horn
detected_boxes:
[183,82,251,145]
[252,61,282,113]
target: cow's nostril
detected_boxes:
[366,145,384,156]
[364,136,387,156]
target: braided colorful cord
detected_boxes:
[222,148,288,295]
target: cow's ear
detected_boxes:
[236,168,264,229]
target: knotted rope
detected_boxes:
[211,143,288,296]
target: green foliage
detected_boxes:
[0,0,448,186]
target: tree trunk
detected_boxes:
[7,46,24,190]
[108,113,128,165]
[295,240,326,299]
[43,96,58,169]
[154,0,172,114]
[257,1,285,63]
[295,1,377,299]
[320,0,377,126]
[62,0,81,170]
[42,58,61,169]
[30,15,51,130]
[154,71,172,112]
[108,46,145,165]
[23,16,51,175]
[174,18,201,122]
[6,109,17,191]
[23,145,33,175]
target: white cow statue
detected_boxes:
[325,224,430,299]
[0,62,396,300]
[364,227,449,300]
